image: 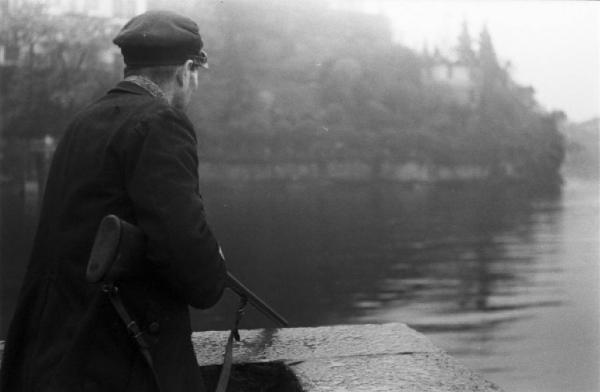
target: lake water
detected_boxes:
[1,176,598,392]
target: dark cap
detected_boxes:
[113,10,205,67]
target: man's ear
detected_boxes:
[183,59,195,71]
[176,60,195,86]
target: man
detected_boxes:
[0,10,227,392]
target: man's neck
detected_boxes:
[124,75,172,104]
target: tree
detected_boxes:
[0,6,120,139]
[479,26,499,74]
[456,21,475,65]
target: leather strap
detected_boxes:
[102,283,249,392]
[103,283,163,392]
[215,296,248,392]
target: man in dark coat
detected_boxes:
[0,10,227,392]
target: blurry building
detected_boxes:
[0,0,146,18]
[45,0,146,18]
[421,48,479,106]
[0,0,147,66]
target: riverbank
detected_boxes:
[198,161,510,183]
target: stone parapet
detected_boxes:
[193,323,503,392]
[0,323,503,391]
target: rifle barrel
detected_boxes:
[226,272,289,327]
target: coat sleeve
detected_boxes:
[124,106,226,309]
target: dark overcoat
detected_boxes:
[0,81,227,392]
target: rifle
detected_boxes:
[86,214,288,327]
[87,215,289,392]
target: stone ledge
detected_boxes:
[192,323,441,365]
[193,323,503,392]
[291,353,502,392]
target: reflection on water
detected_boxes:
[197,180,599,392]
[1,162,598,391]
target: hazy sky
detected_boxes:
[370,1,599,122]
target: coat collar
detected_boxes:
[123,75,168,102]
[110,80,150,96]
[109,80,167,104]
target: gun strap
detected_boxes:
[103,283,163,392]
[215,295,248,392]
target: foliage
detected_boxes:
[561,118,599,179]
[0,5,121,139]
[186,0,563,185]
[0,1,565,186]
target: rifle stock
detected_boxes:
[87,215,289,327]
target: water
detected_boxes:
[1,173,598,392]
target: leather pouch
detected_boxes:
[86,215,145,283]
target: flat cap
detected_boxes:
[114,10,204,66]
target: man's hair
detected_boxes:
[123,64,181,85]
